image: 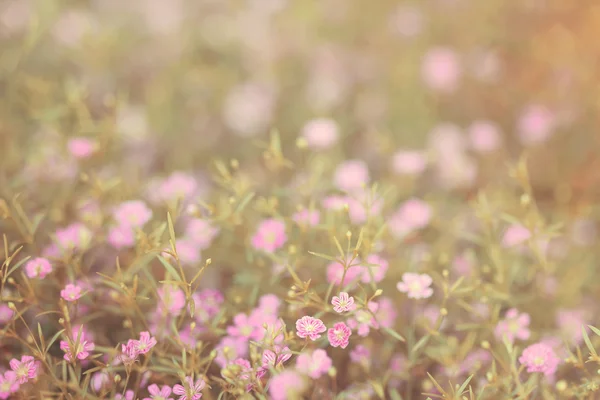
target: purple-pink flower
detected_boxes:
[328,322,352,349]
[494,308,531,344]
[173,376,205,400]
[251,219,287,253]
[9,355,38,384]
[331,292,355,313]
[296,316,326,341]
[519,342,560,376]
[133,331,157,354]
[396,273,433,299]
[24,257,53,279]
[60,331,95,363]
[296,349,332,379]
[61,284,83,302]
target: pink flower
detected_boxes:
[0,304,14,324]
[350,345,371,368]
[144,384,174,400]
[519,343,560,376]
[346,192,384,225]
[296,316,326,341]
[258,294,281,315]
[68,137,97,159]
[223,82,275,137]
[301,118,339,150]
[173,376,205,400]
[9,355,38,384]
[227,313,261,341]
[251,219,287,253]
[151,171,199,205]
[113,200,153,228]
[328,322,352,349]
[326,260,363,286]
[331,292,355,313]
[0,371,19,399]
[296,349,332,379]
[390,5,424,38]
[120,340,139,366]
[133,331,157,354]
[292,209,320,227]
[55,223,92,252]
[214,336,248,368]
[375,297,398,329]
[556,309,586,344]
[361,254,389,283]
[468,121,502,153]
[396,273,434,299]
[24,257,53,279]
[60,332,95,363]
[494,308,531,344]
[391,150,427,176]
[502,225,531,248]
[193,289,224,323]
[347,302,380,336]
[517,105,555,146]
[261,345,292,371]
[158,285,186,315]
[268,370,306,400]
[61,284,83,302]
[422,47,461,92]
[107,225,136,249]
[115,390,135,400]
[91,372,109,392]
[322,195,348,211]
[185,219,219,250]
[388,199,432,238]
[173,238,202,265]
[333,159,370,193]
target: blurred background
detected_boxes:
[1,0,600,211]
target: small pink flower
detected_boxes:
[185,219,219,250]
[0,371,19,399]
[133,331,157,354]
[422,47,461,92]
[61,284,83,302]
[214,336,248,368]
[519,342,560,376]
[296,316,326,341]
[24,257,53,279]
[158,285,186,315]
[173,238,202,265]
[113,200,153,228]
[397,273,433,299]
[361,254,389,283]
[9,355,38,384]
[258,293,281,315]
[556,309,586,344]
[91,372,109,392]
[227,313,261,341]
[107,224,136,249]
[326,260,363,286]
[296,349,332,379]
[55,223,92,252]
[517,104,555,146]
[292,209,320,227]
[59,332,95,363]
[115,390,135,400]
[331,292,355,313]
[388,198,432,238]
[268,370,306,400]
[261,345,292,372]
[301,118,339,150]
[468,121,502,153]
[502,225,531,248]
[173,376,205,400]
[494,308,531,344]
[68,137,97,159]
[251,219,287,253]
[391,150,427,176]
[333,159,370,193]
[350,345,371,368]
[0,304,14,324]
[152,171,199,205]
[322,195,348,211]
[328,322,352,349]
[390,5,424,38]
[193,289,224,323]
[120,340,139,365]
[144,384,174,400]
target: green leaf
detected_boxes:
[588,325,600,338]
[157,255,181,281]
[307,251,337,262]
[383,327,406,342]
[457,374,474,395]
[234,192,255,215]
[389,388,404,400]
[44,329,65,355]
[582,326,597,356]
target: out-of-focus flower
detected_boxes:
[113,200,153,228]
[519,343,560,376]
[397,273,434,299]
[333,160,370,193]
[268,370,306,400]
[422,47,461,92]
[251,219,287,253]
[61,284,83,302]
[391,150,427,176]
[296,349,332,379]
[24,257,53,279]
[494,308,531,344]
[468,121,502,153]
[502,225,531,248]
[301,118,339,150]
[517,105,556,145]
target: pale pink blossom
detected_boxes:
[350,345,371,368]
[227,313,261,341]
[391,150,427,175]
[55,223,92,252]
[556,309,586,344]
[0,371,19,399]
[296,316,326,341]
[361,254,389,283]
[61,284,83,302]
[60,332,95,363]
[173,239,202,265]
[502,225,531,248]
[494,308,531,344]
[113,200,153,228]
[519,343,560,376]
[115,390,135,400]
[468,121,502,153]
[214,336,248,368]
[9,355,38,384]
[144,384,174,400]
[322,195,348,211]
[258,293,281,315]
[396,273,434,299]
[151,171,199,205]
[388,199,432,238]
[158,286,186,315]
[292,209,320,227]
[107,225,136,249]
[223,82,275,138]
[185,219,219,250]
[251,219,287,253]
[390,5,424,38]
[173,376,205,400]
[326,260,363,286]
[261,345,292,372]
[517,105,555,145]
[120,340,139,366]
[133,331,157,354]
[328,322,352,349]
[296,349,332,379]
[333,159,370,193]
[0,304,14,324]
[268,370,306,400]
[331,292,355,313]
[346,192,384,225]
[24,257,53,279]
[422,47,461,92]
[68,137,97,159]
[301,118,339,150]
